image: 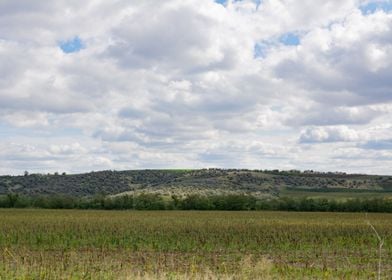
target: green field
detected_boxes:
[1,210,391,279]
[281,188,392,201]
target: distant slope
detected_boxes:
[1,169,392,198]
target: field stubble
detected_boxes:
[0,210,391,279]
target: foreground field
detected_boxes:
[0,210,391,279]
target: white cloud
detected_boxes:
[0,0,392,175]
[299,126,361,143]
[273,9,392,106]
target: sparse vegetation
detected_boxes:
[1,169,391,198]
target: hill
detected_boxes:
[1,169,392,199]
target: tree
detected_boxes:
[7,193,19,207]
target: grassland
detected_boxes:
[1,210,391,279]
[281,188,392,201]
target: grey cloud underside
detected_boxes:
[1,0,392,175]
[361,139,392,150]
[103,2,240,75]
[287,106,382,126]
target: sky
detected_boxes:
[1,0,392,175]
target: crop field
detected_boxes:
[0,210,391,279]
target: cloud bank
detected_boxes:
[1,0,392,175]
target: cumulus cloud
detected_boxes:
[1,0,392,175]
[299,126,361,143]
[273,9,392,106]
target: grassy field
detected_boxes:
[0,210,391,279]
[281,188,392,201]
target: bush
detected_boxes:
[134,193,166,210]
[1,193,392,213]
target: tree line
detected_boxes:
[1,193,392,212]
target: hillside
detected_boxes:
[1,169,392,198]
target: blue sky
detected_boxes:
[360,1,392,14]
[254,42,269,58]
[0,0,392,175]
[59,37,84,53]
[279,33,300,46]
[254,32,300,58]
[215,0,227,5]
